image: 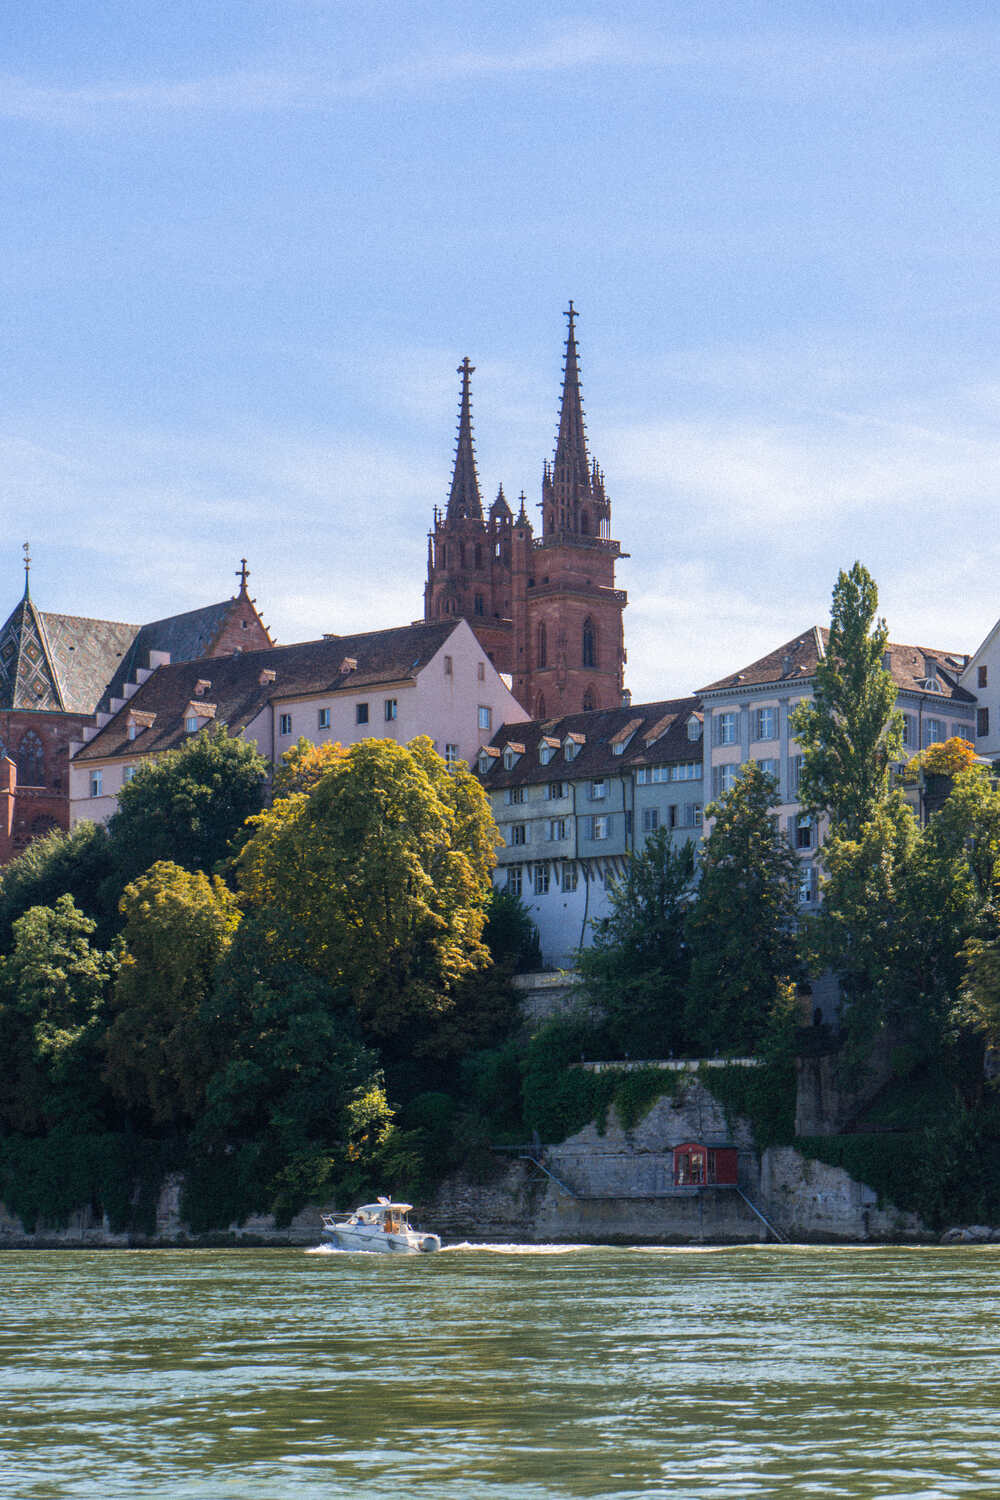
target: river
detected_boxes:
[2,1244,998,1497]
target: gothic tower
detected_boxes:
[424,357,514,671]
[423,308,627,715]
[516,303,627,716]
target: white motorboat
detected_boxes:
[321,1197,441,1254]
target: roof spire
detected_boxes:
[446,356,484,522]
[236,557,250,597]
[22,541,30,599]
[553,301,590,492]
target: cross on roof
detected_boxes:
[236,558,250,593]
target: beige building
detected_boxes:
[69,617,526,825]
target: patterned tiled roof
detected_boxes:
[479,697,704,790]
[74,620,461,762]
[699,627,974,703]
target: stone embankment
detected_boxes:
[939,1225,1000,1244]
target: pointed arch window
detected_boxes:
[582,688,595,712]
[582,617,597,669]
[580,511,589,535]
[474,544,483,570]
[537,622,547,669]
[18,730,44,787]
[536,694,546,718]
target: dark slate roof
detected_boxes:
[699,627,974,703]
[39,611,140,715]
[97,599,245,711]
[478,697,704,791]
[74,620,460,762]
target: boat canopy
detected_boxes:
[356,1203,413,1216]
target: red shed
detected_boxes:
[672,1141,739,1188]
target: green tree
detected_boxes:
[236,737,499,1039]
[106,725,269,889]
[0,895,116,1132]
[791,562,903,839]
[271,737,347,799]
[577,829,696,1057]
[686,764,801,1054]
[103,861,241,1126]
[0,821,117,950]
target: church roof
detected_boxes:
[0,588,139,716]
[97,598,249,711]
[73,620,461,762]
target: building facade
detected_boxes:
[478,698,704,968]
[0,553,272,860]
[70,618,526,825]
[424,305,628,718]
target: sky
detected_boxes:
[4,1,1000,702]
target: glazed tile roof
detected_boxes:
[699,627,974,703]
[479,697,704,790]
[74,620,460,762]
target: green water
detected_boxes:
[2,1244,999,1498]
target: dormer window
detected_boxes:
[477,752,490,775]
[540,745,553,765]
[686,716,703,742]
[128,723,138,742]
[504,750,515,770]
[340,657,358,674]
[185,715,198,733]
[259,668,276,686]
[194,679,212,698]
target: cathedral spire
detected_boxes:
[22,542,31,600]
[553,301,591,493]
[446,356,483,522]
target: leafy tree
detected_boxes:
[791,562,903,839]
[106,725,269,889]
[0,895,116,1132]
[103,861,241,1126]
[271,737,347,799]
[685,764,801,1054]
[236,737,499,1039]
[0,822,117,951]
[576,829,696,1056]
[806,795,978,1064]
[904,736,978,782]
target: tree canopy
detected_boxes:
[792,562,903,839]
[236,736,499,1038]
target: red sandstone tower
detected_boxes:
[424,306,627,716]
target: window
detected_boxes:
[533,863,550,894]
[548,818,567,841]
[755,758,779,782]
[956,726,975,745]
[355,703,369,725]
[979,665,989,688]
[582,617,596,668]
[978,708,990,738]
[123,765,137,784]
[17,731,44,786]
[506,786,525,804]
[477,662,485,682]
[445,743,460,769]
[474,594,484,617]
[590,779,607,800]
[275,712,291,736]
[798,864,819,906]
[687,802,703,827]
[795,814,814,850]
[924,718,945,747]
[717,712,737,746]
[444,655,453,676]
[506,867,522,897]
[89,770,103,798]
[547,781,564,800]
[582,688,595,711]
[185,716,199,733]
[589,815,609,840]
[510,823,528,846]
[562,863,578,892]
[787,754,803,794]
[537,622,547,668]
[671,762,699,781]
[478,706,492,731]
[564,740,580,761]
[900,715,915,749]
[686,717,702,742]
[318,707,331,730]
[536,695,547,717]
[712,763,738,798]
[642,808,659,833]
[754,707,777,741]
[384,699,398,722]
[127,722,138,742]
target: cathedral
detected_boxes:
[423,305,628,718]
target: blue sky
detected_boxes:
[4,2,1000,700]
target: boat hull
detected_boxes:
[325,1227,441,1255]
